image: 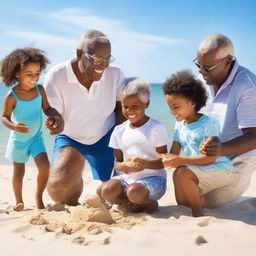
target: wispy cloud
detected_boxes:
[4,7,185,81]
[50,8,183,46]
[7,31,74,47]
[26,8,183,49]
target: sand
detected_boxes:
[1,163,256,256]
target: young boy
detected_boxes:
[98,78,168,213]
[162,70,233,217]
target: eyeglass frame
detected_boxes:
[193,57,227,73]
[84,53,115,66]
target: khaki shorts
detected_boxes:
[187,165,232,196]
[189,156,256,208]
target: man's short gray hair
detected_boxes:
[121,77,151,103]
[77,30,110,53]
[198,34,234,59]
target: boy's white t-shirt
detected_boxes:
[109,118,168,183]
[44,59,125,145]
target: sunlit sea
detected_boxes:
[0,83,175,165]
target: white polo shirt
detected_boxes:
[44,59,125,145]
[200,59,256,157]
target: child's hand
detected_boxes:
[124,157,147,173]
[14,122,30,133]
[157,153,165,160]
[45,116,64,135]
[161,153,183,168]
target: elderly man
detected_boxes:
[44,30,125,205]
[194,34,256,208]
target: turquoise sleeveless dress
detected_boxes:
[5,85,46,163]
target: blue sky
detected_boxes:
[0,0,255,82]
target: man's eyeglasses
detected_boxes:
[193,57,226,72]
[84,53,115,66]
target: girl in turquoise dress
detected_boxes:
[1,48,64,210]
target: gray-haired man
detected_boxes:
[195,34,256,207]
[44,30,125,205]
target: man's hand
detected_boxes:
[200,136,221,156]
[45,116,64,135]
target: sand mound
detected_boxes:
[70,205,114,224]
[27,195,147,245]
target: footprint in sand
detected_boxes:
[195,235,208,245]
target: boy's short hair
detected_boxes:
[163,70,207,111]
[121,77,151,103]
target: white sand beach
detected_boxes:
[1,163,256,256]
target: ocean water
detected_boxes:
[0,83,175,165]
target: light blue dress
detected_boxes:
[5,85,46,163]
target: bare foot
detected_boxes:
[192,209,204,217]
[118,200,155,214]
[117,201,142,214]
[143,200,158,213]
[13,203,24,212]
[36,198,45,209]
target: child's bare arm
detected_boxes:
[161,141,217,168]
[39,86,64,134]
[2,93,30,133]
[163,154,217,168]
[170,141,181,155]
[159,141,181,167]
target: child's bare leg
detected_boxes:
[34,153,50,209]
[176,166,203,217]
[173,168,189,206]
[96,182,111,209]
[100,179,124,204]
[12,163,25,211]
[126,183,158,213]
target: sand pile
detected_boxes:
[27,195,147,245]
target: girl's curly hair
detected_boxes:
[0,47,50,87]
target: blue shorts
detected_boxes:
[5,133,46,163]
[53,127,114,181]
[113,175,167,201]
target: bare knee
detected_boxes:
[126,183,149,204]
[47,167,83,205]
[175,166,198,183]
[101,179,123,203]
[47,147,85,205]
[47,177,83,205]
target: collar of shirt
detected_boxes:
[219,57,239,91]
[66,59,79,84]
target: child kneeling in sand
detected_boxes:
[161,70,232,217]
[98,78,168,213]
[1,48,64,211]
